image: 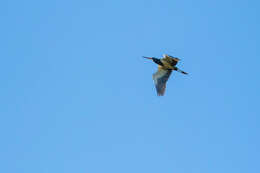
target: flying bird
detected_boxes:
[143,54,188,96]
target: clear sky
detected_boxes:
[1,0,260,172]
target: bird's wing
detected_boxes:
[152,66,172,96]
[162,54,178,66]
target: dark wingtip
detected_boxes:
[157,91,165,96]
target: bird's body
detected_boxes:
[143,54,188,96]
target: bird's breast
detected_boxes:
[161,60,175,70]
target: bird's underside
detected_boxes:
[161,54,178,67]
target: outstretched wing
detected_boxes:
[152,66,172,96]
[162,54,178,66]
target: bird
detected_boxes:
[143,54,188,96]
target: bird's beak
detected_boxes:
[143,56,153,60]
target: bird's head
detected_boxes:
[143,56,163,66]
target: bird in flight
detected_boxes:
[143,54,188,96]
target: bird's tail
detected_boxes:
[176,68,188,75]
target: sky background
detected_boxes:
[1,0,260,172]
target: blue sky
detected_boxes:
[1,0,260,172]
